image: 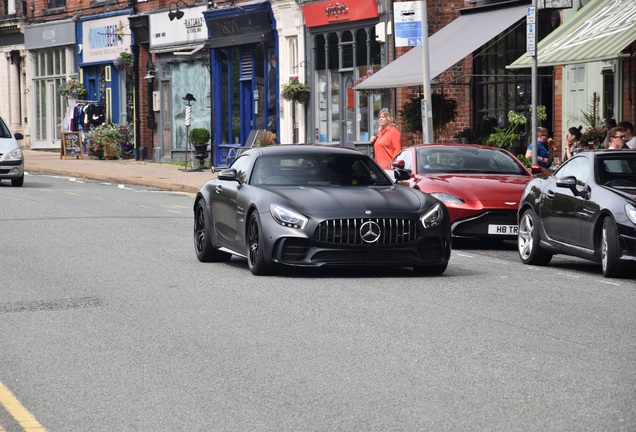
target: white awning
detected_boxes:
[355,4,527,90]
[508,0,636,69]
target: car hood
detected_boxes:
[0,137,19,154]
[414,174,531,204]
[265,185,431,216]
[607,186,636,202]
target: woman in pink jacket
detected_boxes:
[370,108,402,168]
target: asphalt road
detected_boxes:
[0,173,634,431]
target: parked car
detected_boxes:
[194,145,451,275]
[0,115,24,187]
[390,144,539,239]
[518,149,636,278]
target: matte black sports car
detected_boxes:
[194,145,451,275]
[517,149,636,278]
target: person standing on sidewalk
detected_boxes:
[370,108,402,169]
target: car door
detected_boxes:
[211,155,251,246]
[542,157,589,246]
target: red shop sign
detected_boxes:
[303,0,379,28]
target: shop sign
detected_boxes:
[25,21,75,49]
[149,5,208,48]
[303,0,378,28]
[82,15,132,63]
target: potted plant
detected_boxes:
[59,79,87,99]
[455,127,476,144]
[113,51,134,71]
[281,76,310,104]
[86,123,134,159]
[190,128,211,169]
[485,110,526,149]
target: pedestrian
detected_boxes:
[601,118,617,149]
[617,121,636,149]
[606,126,629,150]
[370,108,402,168]
[525,126,552,169]
[563,126,586,161]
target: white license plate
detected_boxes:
[488,224,518,235]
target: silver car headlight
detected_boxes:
[626,203,636,225]
[270,204,308,229]
[421,202,444,228]
[429,192,465,205]
[4,148,23,161]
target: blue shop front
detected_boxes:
[203,1,279,167]
[76,12,134,129]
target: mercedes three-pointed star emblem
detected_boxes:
[360,221,381,243]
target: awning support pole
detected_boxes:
[421,1,434,144]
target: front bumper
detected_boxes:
[0,159,24,179]
[451,210,518,239]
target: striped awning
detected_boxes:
[508,0,636,69]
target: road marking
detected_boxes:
[0,380,46,431]
[455,253,474,258]
[600,280,621,286]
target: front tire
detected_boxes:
[247,212,276,275]
[518,208,552,266]
[11,175,24,187]
[601,217,622,278]
[194,200,231,263]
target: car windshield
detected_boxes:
[0,117,12,139]
[597,154,636,188]
[415,147,526,175]
[250,153,393,186]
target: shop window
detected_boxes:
[46,0,65,9]
[312,27,381,145]
[473,10,553,141]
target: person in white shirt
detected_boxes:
[618,121,636,149]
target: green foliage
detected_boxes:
[189,128,211,146]
[58,79,87,99]
[114,51,134,71]
[86,123,134,159]
[486,111,527,147]
[399,94,458,135]
[567,92,603,129]
[281,77,310,104]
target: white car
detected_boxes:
[0,115,24,187]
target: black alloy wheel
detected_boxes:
[194,200,231,263]
[247,211,275,275]
[601,216,622,278]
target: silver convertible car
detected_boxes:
[194,145,452,275]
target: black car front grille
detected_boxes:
[314,218,419,245]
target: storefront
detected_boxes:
[24,20,75,149]
[77,12,134,129]
[302,0,382,149]
[149,4,210,162]
[203,1,278,166]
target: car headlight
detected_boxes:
[626,203,636,225]
[270,204,308,229]
[4,148,23,161]
[429,192,465,204]
[421,203,444,228]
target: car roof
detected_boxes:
[408,143,503,151]
[243,144,366,157]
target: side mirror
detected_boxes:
[394,168,411,181]
[530,164,542,174]
[556,175,583,196]
[14,132,23,140]
[218,168,239,182]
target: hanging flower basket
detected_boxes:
[281,76,310,104]
[113,52,133,71]
[58,79,87,99]
[354,70,376,95]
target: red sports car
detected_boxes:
[390,144,539,239]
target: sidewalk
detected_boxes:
[23,149,216,194]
